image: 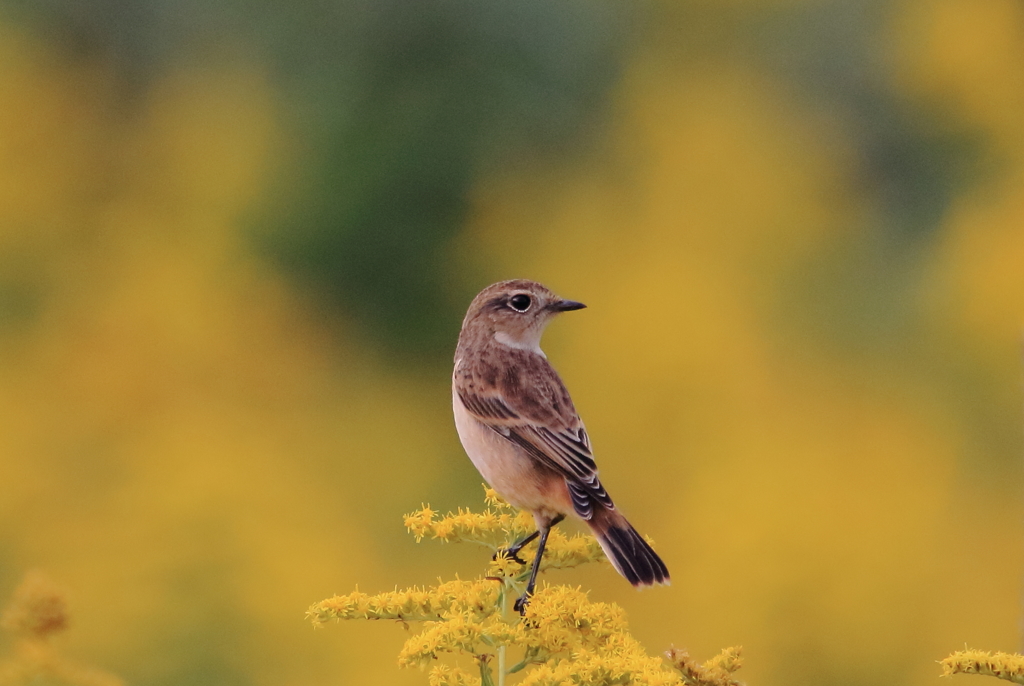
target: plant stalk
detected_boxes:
[498,577,508,686]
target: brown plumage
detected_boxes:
[452,279,669,612]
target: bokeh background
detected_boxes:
[1,1,1023,684]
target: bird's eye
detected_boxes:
[508,294,532,312]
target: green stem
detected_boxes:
[498,577,508,686]
[507,647,543,674]
[479,658,496,686]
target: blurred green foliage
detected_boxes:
[260,2,633,359]
[6,0,633,358]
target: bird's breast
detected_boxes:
[452,388,571,517]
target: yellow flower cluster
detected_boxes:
[665,646,744,686]
[403,501,531,548]
[403,488,606,573]
[429,665,481,686]
[309,579,500,625]
[0,571,124,686]
[309,487,745,686]
[513,587,682,686]
[942,650,1024,684]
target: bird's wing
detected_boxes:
[456,353,614,516]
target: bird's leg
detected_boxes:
[494,530,538,565]
[513,515,564,615]
[494,514,564,565]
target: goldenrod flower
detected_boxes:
[309,487,744,686]
[429,664,481,686]
[942,649,1024,684]
[666,646,744,686]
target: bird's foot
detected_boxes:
[513,592,531,615]
[493,548,528,565]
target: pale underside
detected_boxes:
[452,389,571,527]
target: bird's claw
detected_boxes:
[493,549,528,565]
[513,593,531,615]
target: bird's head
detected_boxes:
[459,279,586,354]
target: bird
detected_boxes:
[452,279,669,614]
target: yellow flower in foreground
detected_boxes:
[942,649,1024,684]
[309,487,744,686]
[666,646,744,686]
[429,664,481,686]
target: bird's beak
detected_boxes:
[551,299,587,312]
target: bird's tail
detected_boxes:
[590,508,670,587]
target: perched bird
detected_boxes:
[452,279,669,613]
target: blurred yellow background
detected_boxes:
[1,1,1023,685]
